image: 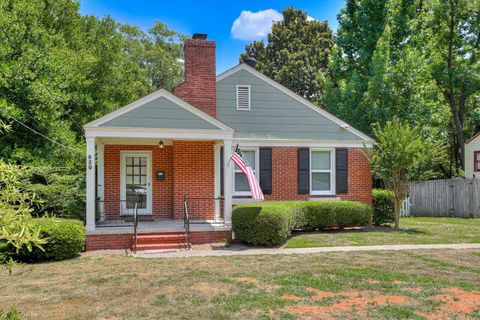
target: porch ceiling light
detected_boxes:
[158,140,164,149]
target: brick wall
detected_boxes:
[259,147,372,205]
[86,231,232,250]
[172,141,215,219]
[103,145,174,219]
[173,39,216,117]
[102,144,371,222]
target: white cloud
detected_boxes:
[231,9,283,41]
[307,15,315,22]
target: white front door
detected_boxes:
[120,152,152,215]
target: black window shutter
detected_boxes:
[220,147,224,195]
[259,148,272,194]
[298,148,310,194]
[336,149,348,194]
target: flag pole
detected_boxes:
[226,144,239,167]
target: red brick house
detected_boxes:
[83,34,373,251]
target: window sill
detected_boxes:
[232,198,260,205]
[309,191,335,196]
[308,197,340,202]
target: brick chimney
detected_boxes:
[173,33,216,117]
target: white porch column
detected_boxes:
[213,142,221,220]
[223,139,233,224]
[86,137,96,232]
[96,143,105,221]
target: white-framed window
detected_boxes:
[236,85,251,111]
[310,149,335,195]
[233,148,259,195]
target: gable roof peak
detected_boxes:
[217,64,374,142]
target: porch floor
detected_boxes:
[89,219,230,235]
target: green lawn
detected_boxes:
[2,249,480,319]
[285,217,480,248]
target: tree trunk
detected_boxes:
[393,198,402,229]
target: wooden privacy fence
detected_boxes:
[409,178,480,218]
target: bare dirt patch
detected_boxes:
[283,286,480,319]
[419,287,480,319]
[283,288,410,317]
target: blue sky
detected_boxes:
[79,0,345,73]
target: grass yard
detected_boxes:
[2,249,480,319]
[285,217,480,248]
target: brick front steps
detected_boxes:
[134,233,189,251]
[86,230,232,251]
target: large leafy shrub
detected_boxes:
[14,218,85,261]
[232,202,298,246]
[232,201,372,246]
[372,189,395,226]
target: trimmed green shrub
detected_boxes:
[14,218,85,261]
[372,189,395,226]
[232,201,372,246]
[232,202,298,246]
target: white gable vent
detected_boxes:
[236,85,251,111]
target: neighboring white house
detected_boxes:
[465,132,480,178]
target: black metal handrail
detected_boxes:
[183,195,191,250]
[133,202,138,254]
[183,197,225,223]
[95,199,139,223]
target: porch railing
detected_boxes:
[183,195,191,250]
[183,196,225,249]
[95,198,146,225]
[95,198,139,253]
[133,202,138,254]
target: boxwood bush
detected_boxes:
[14,218,85,262]
[372,189,395,226]
[232,200,372,246]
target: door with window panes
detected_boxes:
[121,152,151,215]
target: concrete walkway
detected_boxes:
[134,243,480,259]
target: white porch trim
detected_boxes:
[86,137,96,232]
[85,127,234,141]
[214,142,222,220]
[83,89,234,132]
[223,139,233,224]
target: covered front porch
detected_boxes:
[83,90,236,243]
[85,135,234,233]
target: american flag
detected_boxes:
[230,145,264,200]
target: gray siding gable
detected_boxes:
[100,96,218,130]
[216,68,360,140]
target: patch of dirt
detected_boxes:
[282,288,410,317]
[367,279,382,284]
[236,277,259,284]
[282,286,480,319]
[419,287,480,319]
[392,280,405,284]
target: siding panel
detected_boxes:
[217,69,360,140]
[101,97,217,129]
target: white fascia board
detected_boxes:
[85,127,234,140]
[83,89,234,133]
[233,139,373,148]
[217,64,374,143]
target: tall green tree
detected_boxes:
[325,0,479,176]
[421,0,480,170]
[0,0,185,218]
[241,7,334,102]
[366,119,445,228]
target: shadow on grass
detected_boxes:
[290,226,428,237]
